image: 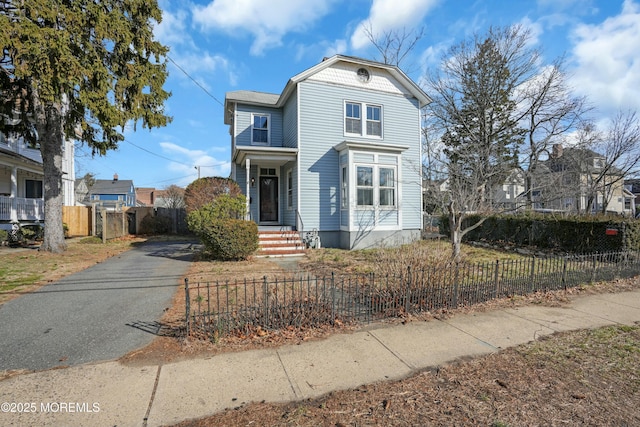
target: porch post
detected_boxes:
[10,166,17,222]
[245,158,251,221]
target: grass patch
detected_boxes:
[300,239,528,278]
[0,236,146,304]
[79,236,103,244]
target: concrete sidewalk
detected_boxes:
[1,290,639,427]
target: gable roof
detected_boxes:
[89,179,134,195]
[224,55,431,124]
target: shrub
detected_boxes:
[0,229,7,243]
[184,177,242,213]
[199,219,258,261]
[186,194,246,235]
[139,214,172,235]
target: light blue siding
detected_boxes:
[235,105,283,147]
[282,163,297,226]
[282,88,298,148]
[297,80,422,233]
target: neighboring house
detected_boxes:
[87,174,136,210]
[538,144,634,215]
[493,168,526,211]
[75,177,92,206]
[136,187,156,207]
[624,179,640,214]
[0,132,75,230]
[225,55,431,249]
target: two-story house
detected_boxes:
[541,144,634,215]
[0,132,75,231]
[225,55,431,249]
[87,174,137,210]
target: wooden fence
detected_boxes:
[62,206,92,237]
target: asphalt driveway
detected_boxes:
[0,240,197,372]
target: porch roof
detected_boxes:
[232,146,298,166]
[0,147,43,175]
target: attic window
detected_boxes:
[356,68,371,83]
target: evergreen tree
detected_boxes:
[0,0,171,252]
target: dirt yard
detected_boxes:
[169,324,640,427]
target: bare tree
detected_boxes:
[361,22,424,70]
[518,57,590,209]
[577,111,640,213]
[160,184,185,209]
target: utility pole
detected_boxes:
[195,165,201,179]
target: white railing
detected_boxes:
[0,196,44,221]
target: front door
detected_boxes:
[259,176,278,222]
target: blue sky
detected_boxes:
[75,0,640,189]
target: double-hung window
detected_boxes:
[252,113,269,144]
[286,170,293,209]
[366,105,381,137]
[345,102,382,138]
[356,166,373,206]
[25,180,43,199]
[345,102,361,135]
[355,165,396,208]
[379,167,395,206]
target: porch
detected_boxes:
[0,196,44,222]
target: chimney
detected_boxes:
[552,144,563,159]
[113,173,118,181]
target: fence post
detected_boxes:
[493,260,500,298]
[405,266,412,314]
[590,252,597,284]
[529,256,536,293]
[331,272,336,325]
[453,263,459,308]
[184,278,190,337]
[562,257,568,290]
[263,276,269,328]
[101,209,107,243]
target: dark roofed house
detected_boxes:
[88,174,136,209]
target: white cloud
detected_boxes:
[160,142,230,184]
[155,7,194,50]
[517,16,544,47]
[192,0,337,56]
[350,0,440,50]
[570,0,640,113]
[323,39,348,58]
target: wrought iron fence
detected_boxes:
[184,250,640,339]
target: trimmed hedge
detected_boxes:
[439,213,639,253]
[198,219,259,261]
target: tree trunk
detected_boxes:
[448,202,462,262]
[525,173,533,210]
[37,102,67,253]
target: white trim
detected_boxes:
[343,100,383,139]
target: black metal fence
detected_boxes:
[184,250,640,339]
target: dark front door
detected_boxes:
[260,176,278,222]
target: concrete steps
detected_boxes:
[257,230,306,257]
